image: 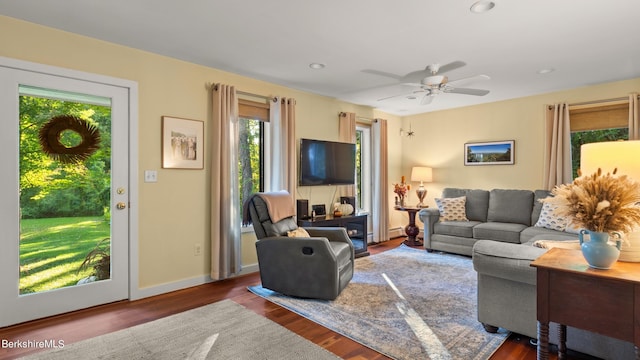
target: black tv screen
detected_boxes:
[299,138,356,186]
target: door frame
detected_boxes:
[0,56,140,303]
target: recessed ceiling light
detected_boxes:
[470,1,495,13]
[309,63,326,69]
[537,68,555,75]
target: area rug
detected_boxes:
[249,244,509,360]
[18,299,340,360]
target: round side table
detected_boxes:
[395,206,426,246]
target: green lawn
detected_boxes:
[19,216,110,294]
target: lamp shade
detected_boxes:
[581,140,640,262]
[580,140,640,180]
[411,166,433,182]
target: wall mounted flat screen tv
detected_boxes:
[299,138,356,186]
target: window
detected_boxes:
[569,101,628,178]
[356,125,371,213]
[238,99,269,220]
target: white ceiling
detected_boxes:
[1,0,640,116]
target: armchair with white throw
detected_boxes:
[244,191,354,300]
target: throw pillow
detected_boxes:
[435,196,469,221]
[534,202,567,231]
[287,227,310,238]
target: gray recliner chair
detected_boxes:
[245,191,354,300]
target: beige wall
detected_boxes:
[4,14,638,294]
[401,78,640,214]
[0,15,403,291]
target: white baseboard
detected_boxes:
[130,264,260,301]
[388,227,404,239]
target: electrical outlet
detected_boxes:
[144,170,158,183]
[194,243,202,256]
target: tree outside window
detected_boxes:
[238,117,263,220]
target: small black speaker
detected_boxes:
[296,199,309,219]
[340,196,356,209]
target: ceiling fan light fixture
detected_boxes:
[424,75,447,86]
[470,1,495,13]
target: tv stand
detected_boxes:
[298,213,369,257]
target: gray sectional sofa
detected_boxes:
[419,187,635,359]
[418,187,576,256]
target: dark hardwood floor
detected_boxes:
[1,237,547,360]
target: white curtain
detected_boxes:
[372,118,389,243]
[339,112,356,197]
[210,84,241,280]
[543,103,572,189]
[630,92,639,140]
[268,97,297,193]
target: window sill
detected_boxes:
[241,225,255,234]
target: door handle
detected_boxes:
[116,202,127,210]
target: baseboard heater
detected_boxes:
[388,227,424,241]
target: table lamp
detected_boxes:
[580,140,640,262]
[411,166,433,208]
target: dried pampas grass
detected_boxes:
[543,168,640,233]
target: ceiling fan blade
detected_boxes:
[447,74,490,87]
[401,69,431,83]
[420,95,434,105]
[445,87,490,96]
[434,61,466,74]
[361,69,403,80]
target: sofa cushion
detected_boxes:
[472,240,546,285]
[534,202,567,231]
[474,222,528,243]
[434,221,481,238]
[520,226,579,243]
[442,188,489,222]
[435,196,468,221]
[487,189,534,226]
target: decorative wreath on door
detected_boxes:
[38,115,101,164]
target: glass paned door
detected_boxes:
[18,86,113,294]
[0,62,130,327]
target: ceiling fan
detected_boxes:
[368,61,490,105]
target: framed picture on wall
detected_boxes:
[161,116,204,169]
[464,140,515,166]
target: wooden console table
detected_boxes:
[531,248,640,360]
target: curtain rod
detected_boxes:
[546,95,636,110]
[237,90,276,102]
[357,116,374,122]
[208,82,276,102]
[569,96,628,108]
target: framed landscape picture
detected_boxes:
[162,116,204,169]
[464,140,514,166]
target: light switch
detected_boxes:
[144,170,158,183]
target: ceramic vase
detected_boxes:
[578,229,622,269]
